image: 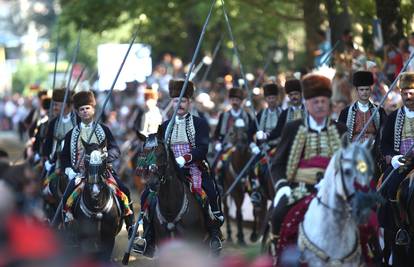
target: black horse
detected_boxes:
[43,168,68,220]
[137,132,212,252]
[67,140,123,261]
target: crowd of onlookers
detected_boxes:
[4,32,414,141]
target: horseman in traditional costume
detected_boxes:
[267,78,305,142]
[250,83,282,204]
[32,95,52,162]
[59,90,135,234]
[213,87,259,187]
[42,89,78,175]
[270,74,347,245]
[379,72,414,245]
[338,70,386,143]
[134,79,223,255]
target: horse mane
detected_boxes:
[316,151,339,199]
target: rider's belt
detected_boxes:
[293,168,325,185]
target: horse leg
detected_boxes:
[223,196,233,242]
[236,200,246,246]
[250,207,259,242]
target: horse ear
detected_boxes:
[341,134,349,148]
[135,131,147,143]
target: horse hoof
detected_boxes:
[250,233,258,243]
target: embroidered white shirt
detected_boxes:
[309,115,327,133]
[404,106,414,119]
[357,101,369,113]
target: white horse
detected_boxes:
[297,139,379,267]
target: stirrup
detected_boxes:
[209,235,223,252]
[251,191,262,206]
[395,228,410,246]
[132,237,147,254]
[213,211,224,225]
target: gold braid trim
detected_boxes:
[327,124,341,156]
[286,125,307,181]
[286,123,341,182]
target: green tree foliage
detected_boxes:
[57,0,414,72]
[12,62,49,94]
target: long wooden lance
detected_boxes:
[164,0,216,143]
[48,22,60,119]
[355,51,414,142]
[50,26,82,226]
[220,0,276,190]
[71,65,86,91]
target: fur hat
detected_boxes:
[301,74,332,100]
[72,91,96,109]
[40,96,51,110]
[144,89,158,101]
[228,88,245,99]
[169,79,194,98]
[284,79,302,94]
[37,90,47,98]
[263,83,279,97]
[399,72,414,90]
[52,88,72,103]
[352,71,374,87]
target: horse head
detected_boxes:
[136,130,174,193]
[332,136,381,223]
[229,118,249,150]
[81,138,108,198]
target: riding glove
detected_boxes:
[391,155,405,169]
[44,160,54,172]
[249,143,261,155]
[214,143,222,152]
[65,167,79,180]
[256,130,267,141]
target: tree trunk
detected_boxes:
[375,0,403,46]
[325,0,351,52]
[303,0,323,68]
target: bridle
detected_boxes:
[317,145,372,213]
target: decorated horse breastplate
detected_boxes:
[259,108,280,133]
[286,122,341,182]
[70,123,106,170]
[346,102,380,142]
[169,114,196,148]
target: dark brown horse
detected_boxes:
[68,140,123,260]
[221,123,256,245]
[141,133,207,244]
[390,169,414,266]
[43,170,68,220]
